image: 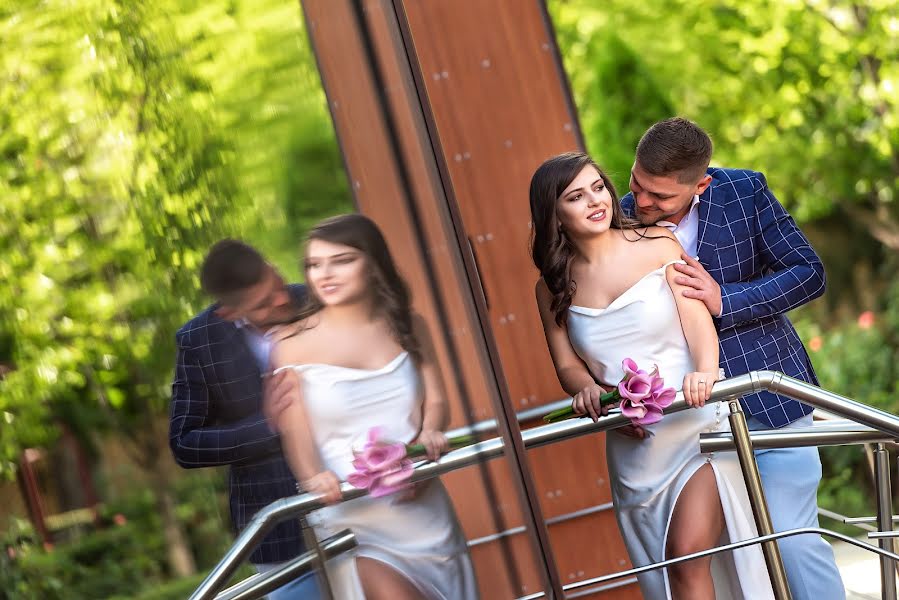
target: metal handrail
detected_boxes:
[513,526,899,599]
[444,398,571,439]
[818,507,879,533]
[214,530,356,600]
[192,371,899,600]
[700,421,898,453]
[746,371,899,437]
[189,397,699,600]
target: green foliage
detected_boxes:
[0,0,243,473]
[0,0,350,476]
[118,573,207,600]
[797,273,899,408]
[0,470,252,599]
[550,11,675,189]
[2,518,163,599]
[551,0,899,234]
[169,0,351,276]
[0,0,349,587]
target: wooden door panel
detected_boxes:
[526,433,613,519]
[401,0,576,410]
[468,535,545,599]
[302,1,641,596]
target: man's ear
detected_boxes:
[694,174,713,196]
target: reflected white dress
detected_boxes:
[278,352,479,600]
[566,262,774,599]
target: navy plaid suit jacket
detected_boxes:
[622,168,825,428]
[169,285,307,564]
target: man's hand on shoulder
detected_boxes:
[672,253,722,317]
[263,369,300,432]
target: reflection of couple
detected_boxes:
[267,215,479,599]
[171,215,478,599]
[531,118,843,599]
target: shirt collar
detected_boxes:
[656,195,700,229]
[236,318,284,341]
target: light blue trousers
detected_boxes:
[749,414,846,600]
[254,563,320,599]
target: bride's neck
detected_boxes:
[570,228,617,265]
[320,298,377,328]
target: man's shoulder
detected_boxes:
[709,167,767,193]
[176,304,231,348]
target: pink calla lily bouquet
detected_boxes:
[347,427,476,497]
[543,358,677,426]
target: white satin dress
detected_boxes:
[566,262,774,599]
[277,352,479,600]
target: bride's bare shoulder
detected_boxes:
[268,316,316,344]
[619,225,677,242]
[268,316,326,366]
[618,226,682,266]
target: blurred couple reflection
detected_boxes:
[171,214,477,599]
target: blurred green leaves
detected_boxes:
[0,0,349,477]
[551,0,899,234]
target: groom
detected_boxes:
[620,117,845,599]
[168,239,319,599]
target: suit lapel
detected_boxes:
[697,177,724,267]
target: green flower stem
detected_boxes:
[543,390,620,423]
[406,433,478,458]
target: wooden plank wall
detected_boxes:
[300,1,641,597]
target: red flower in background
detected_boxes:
[858,311,875,330]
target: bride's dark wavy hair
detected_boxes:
[297,213,421,363]
[529,152,642,327]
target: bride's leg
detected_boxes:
[665,463,726,600]
[356,557,426,600]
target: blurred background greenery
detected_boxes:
[0,0,896,597]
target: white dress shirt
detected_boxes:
[656,195,701,258]
[655,195,724,320]
[235,319,273,373]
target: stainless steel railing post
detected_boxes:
[299,513,334,600]
[874,443,897,600]
[727,400,792,600]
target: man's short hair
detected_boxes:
[200,239,267,301]
[636,117,713,183]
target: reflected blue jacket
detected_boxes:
[169,285,307,564]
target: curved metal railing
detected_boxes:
[191,371,899,600]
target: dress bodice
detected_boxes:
[276,352,421,480]
[566,261,695,390]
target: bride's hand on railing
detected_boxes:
[303,471,343,505]
[572,383,610,423]
[413,429,450,462]
[683,371,718,407]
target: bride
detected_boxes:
[529,152,773,599]
[269,214,478,600]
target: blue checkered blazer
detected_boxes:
[622,168,825,428]
[169,285,307,564]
